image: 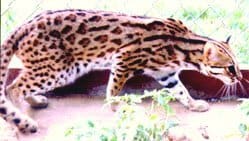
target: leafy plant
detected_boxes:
[64,89,177,141]
[238,99,249,137]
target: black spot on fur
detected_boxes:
[88,25,110,32]
[33,40,39,46]
[30,128,37,133]
[169,30,175,35]
[106,47,115,53]
[59,41,66,50]
[41,46,47,52]
[64,14,77,22]
[0,108,7,114]
[161,76,168,81]
[47,81,52,86]
[147,21,165,30]
[76,12,86,16]
[45,36,50,41]
[49,30,61,38]
[88,46,98,51]
[97,52,105,58]
[167,18,176,22]
[88,15,102,22]
[54,16,62,25]
[107,18,119,22]
[78,38,90,47]
[94,35,108,43]
[111,39,122,45]
[66,34,76,45]
[111,27,123,34]
[49,43,57,49]
[37,22,46,30]
[61,25,72,34]
[13,118,21,125]
[37,33,43,39]
[76,23,87,34]
[87,53,94,57]
[165,81,178,88]
[126,34,134,39]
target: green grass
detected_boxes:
[1,0,249,65]
[238,99,249,136]
[58,89,176,141]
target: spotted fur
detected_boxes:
[0,9,242,133]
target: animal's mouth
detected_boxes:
[205,70,238,85]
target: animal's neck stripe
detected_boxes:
[144,34,207,45]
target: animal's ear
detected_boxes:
[203,42,216,64]
[225,35,231,44]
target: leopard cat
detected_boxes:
[0,9,243,133]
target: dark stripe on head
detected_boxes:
[173,45,201,69]
[128,59,142,66]
[150,58,165,65]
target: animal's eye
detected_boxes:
[228,65,236,75]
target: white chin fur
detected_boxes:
[216,75,235,85]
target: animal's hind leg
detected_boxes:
[6,70,57,109]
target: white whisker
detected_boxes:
[220,85,228,98]
[228,85,232,99]
[243,78,249,85]
[234,83,238,97]
[214,85,225,97]
[238,81,247,97]
[232,84,237,99]
[222,85,235,100]
[226,85,231,99]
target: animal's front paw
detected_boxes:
[25,95,48,109]
[189,100,209,112]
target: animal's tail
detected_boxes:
[0,25,38,131]
[0,27,28,100]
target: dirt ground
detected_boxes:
[0,94,248,141]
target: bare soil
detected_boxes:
[0,94,248,141]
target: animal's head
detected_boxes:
[202,36,242,85]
